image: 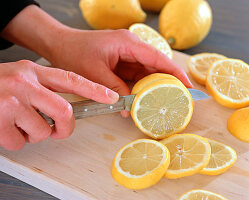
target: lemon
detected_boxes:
[227,107,249,142]
[131,73,179,94]
[187,53,227,85]
[129,23,173,59]
[178,189,229,200]
[159,0,212,50]
[200,138,237,175]
[160,134,211,179]
[206,59,249,108]
[131,79,193,139]
[111,139,170,189]
[139,0,170,12]
[79,0,146,30]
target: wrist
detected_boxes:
[1,5,70,61]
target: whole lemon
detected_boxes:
[227,107,249,143]
[79,0,146,30]
[159,0,212,50]
[139,0,171,12]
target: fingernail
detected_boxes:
[106,89,119,103]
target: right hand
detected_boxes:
[0,60,119,151]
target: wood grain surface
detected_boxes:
[1,51,249,200]
[0,0,249,199]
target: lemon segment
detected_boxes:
[129,23,173,59]
[178,189,229,200]
[206,59,249,108]
[187,53,227,85]
[111,139,170,189]
[200,138,237,175]
[131,79,193,139]
[160,134,211,179]
[227,107,249,142]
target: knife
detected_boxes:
[39,88,209,125]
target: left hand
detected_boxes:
[48,28,192,116]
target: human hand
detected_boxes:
[49,29,192,116]
[0,60,118,150]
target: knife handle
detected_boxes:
[38,99,125,125]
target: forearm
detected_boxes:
[1,5,68,61]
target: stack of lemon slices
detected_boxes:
[111,73,237,192]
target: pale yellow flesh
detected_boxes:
[203,140,234,170]
[191,55,225,77]
[163,137,208,171]
[130,24,172,59]
[181,191,226,200]
[119,142,163,176]
[210,61,249,100]
[136,87,191,137]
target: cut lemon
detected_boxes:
[131,73,180,94]
[178,189,228,200]
[200,138,237,175]
[206,59,249,108]
[227,107,249,142]
[111,139,170,189]
[131,79,193,139]
[129,23,173,59]
[160,134,211,179]
[187,53,226,85]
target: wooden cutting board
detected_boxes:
[0,51,248,200]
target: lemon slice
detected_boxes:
[131,79,193,139]
[131,73,180,94]
[160,134,211,179]
[200,138,237,175]
[111,139,170,189]
[206,59,249,108]
[178,189,229,200]
[129,23,173,59]
[187,53,227,85]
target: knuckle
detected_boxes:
[16,59,34,67]
[1,95,21,109]
[66,71,82,87]
[58,101,73,121]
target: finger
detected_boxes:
[120,35,193,88]
[28,85,75,139]
[80,61,131,117]
[115,62,154,82]
[14,103,52,144]
[100,71,130,118]
[0,126,25,151]
[34,65,119,104]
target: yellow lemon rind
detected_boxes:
[111,139,170,190]
[187,53,227,85]
[161,134,211,179]
[131,73,180,94]
[131,80,193,139]
[227,107,249,142]
[178,189,229,200]
[206,59,249,109]
[129,23,173,59]
[200,138,237,175]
